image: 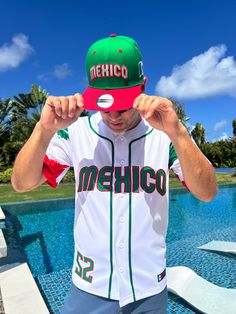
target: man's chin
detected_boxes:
[109,123,125,132]
[110,125,126,134]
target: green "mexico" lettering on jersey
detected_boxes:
[77,166,166,195]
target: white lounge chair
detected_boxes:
[167,266,236,314]
[198,241,236,255]
[0,263,49,314]
[0,229,7,257]
[0,206,5,220]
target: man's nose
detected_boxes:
[109,111,121,120]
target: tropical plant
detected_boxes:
[9,84,49,140]
[10,84,89,142]
[0,84,48,167]
[0,98,13,144]
[232,119,236,137]
[0,98,14,168]
[170,99,190,123]
[191,122,206,146]
[200,139,236,168]
[1,84,90,168]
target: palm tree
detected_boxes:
[0,98,14,167]
[10,84,89,141]
[191,122,206,146]
[170,99,190,122]
[232,119,236,137]
[1,84,90,167]
[10,84,49,138]
[0,98,13,141]
[0,85,49,167]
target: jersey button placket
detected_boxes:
[113,135,129,294]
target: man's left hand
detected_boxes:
[133,94,183,138]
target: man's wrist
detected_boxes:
[35,122,56,139]
[168,122,189,143]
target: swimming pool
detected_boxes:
[2,184,236,313]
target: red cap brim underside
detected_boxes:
[82,85,142,111]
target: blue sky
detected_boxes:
[0,0,235,141]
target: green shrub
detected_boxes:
[62,169,75,183]
[0,167,13,183]
[0,167,75,184]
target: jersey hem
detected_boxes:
[71,275,119,300]
[119,281,167,307]
[72,274,167,307]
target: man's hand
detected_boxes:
[39,93,84,133]
[133,94,217,202]
[11,93,84,192]
[133,94,183,138]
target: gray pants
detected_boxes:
[61,283,167,314]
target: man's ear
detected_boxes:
[142,77,147,92]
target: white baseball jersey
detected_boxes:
[42,112,186,307]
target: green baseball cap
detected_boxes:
[83,34,144,111]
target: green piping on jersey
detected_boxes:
[168,143,178,168]
[128,128,154,302]
[88,116,115,299]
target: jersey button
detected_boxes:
[120,217,125,223]
[119,267,124,273]
[119,242,124,248]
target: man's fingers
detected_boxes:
[134,95,156,119]
[61,97,69,119]
[133,94,147,118]
[45,94,84,120]
[68,96,78,118]
[74,93,84,107]
[134,95,173,120]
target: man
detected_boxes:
[12,34,217,314]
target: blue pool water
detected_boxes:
[215,168,234,173]
[2,184,236,314]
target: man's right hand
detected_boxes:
[39,93,84,133]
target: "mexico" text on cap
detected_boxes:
[90,64,128,80]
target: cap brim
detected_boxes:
[82,85,142,111]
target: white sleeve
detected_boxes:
[169,143,189,190]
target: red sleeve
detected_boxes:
[42,155,70,188]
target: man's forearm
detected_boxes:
[170,125,217,202]
[12,122,55,192]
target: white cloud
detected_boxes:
[0,34,34,72]
[53,63,72,79]
[211,132,229,142]
[38,63,72,81]
[213,119,227,131]
[37,73,48,81]
[156,45,236,100]
[218,132,228,141]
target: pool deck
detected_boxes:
[0,206,50,314]
[0,207,7,259]
[0,230,7,259]
[0,263,49,314]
